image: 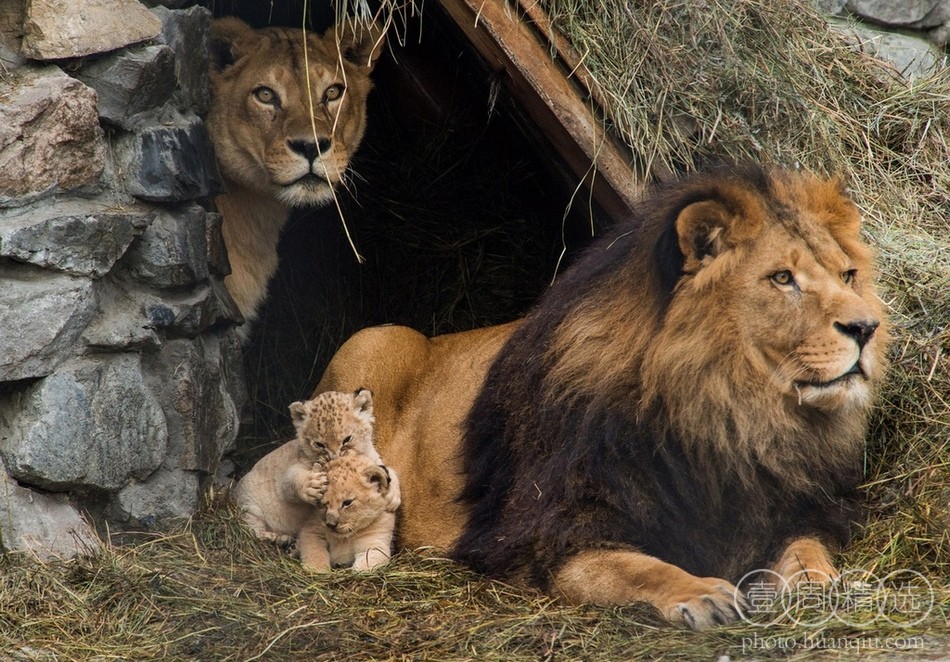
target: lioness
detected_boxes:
[313,166,888,629]
[208,17,384,336]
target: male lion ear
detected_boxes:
[334,20,386,69]
[209,17,256,73]
[674,197,761,271]
[288,401,307,431]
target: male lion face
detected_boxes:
[673,173,887,412]
[208,18,384,207]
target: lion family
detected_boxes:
[214,20,888,631]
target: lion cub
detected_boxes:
[232,388,399,545]
[298,454,397,571]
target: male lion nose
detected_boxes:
[834,319,879,349]
[325,514,338,530]
[288,138,332,163]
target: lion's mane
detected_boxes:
[456,165,887,588]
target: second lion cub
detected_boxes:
[298,453,398,571]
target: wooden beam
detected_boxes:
[435,0,642,222]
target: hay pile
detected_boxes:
[3,0,948,658]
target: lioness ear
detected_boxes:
[288,401,307,430]
[675,198,761,271]
[364,465,390,493]
[209,17,256,72]
[334,21,386,69]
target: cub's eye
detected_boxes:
[253,86,279,106]
[323,84,345,104]
[341,499,353,509]
[769,270,795,287]
[341,435,353,447]
[842,269,857,285]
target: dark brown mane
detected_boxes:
[455,165,880,588]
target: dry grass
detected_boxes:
[2,495,947,660]
[4,0,949,658]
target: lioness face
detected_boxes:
[209,18,383,207]
[289,389,375,463]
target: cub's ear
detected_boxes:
[364,465,391,493]
[209,17,256,72]
[674,196,762,271]
[288,401,307,430]
[352,388,374,416]
[333,20,386,69]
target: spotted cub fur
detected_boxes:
[233,388,399,545]
[298,453,398,571]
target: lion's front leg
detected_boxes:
[297,522,332,571]
[553,549,746,630]
[771,537,839,591]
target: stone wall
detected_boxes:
[821,0,949,77]
[0,0,244,559]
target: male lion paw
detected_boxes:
[300,468,328,505]
[660,577,747,630]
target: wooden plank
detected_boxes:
[435,0,642,221]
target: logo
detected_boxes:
[734,567,934,627]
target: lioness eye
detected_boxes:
[323,84,345,104]
[341,435,352,447]
[842,269,857,285]
[253,86,279,106]
[769,270,795,287]
[341,499,353,509]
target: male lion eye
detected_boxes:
[341,435,352,447]
[769,270,795,287]
[341,499,353,509]
[323,84,345,104]
[253,86,279,106]
[842,269,857,285]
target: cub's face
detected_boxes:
[208,17,384,207]
[289,389,375,463]
[322,455,390,536]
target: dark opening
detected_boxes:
[211,1,608,468]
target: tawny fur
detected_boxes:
[297,454,397,571]
[207,17,384,338]
[312,166,889,630]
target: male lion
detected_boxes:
[313,166,888,629]
[207,17,384,336]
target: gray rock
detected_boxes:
[113,468,200,526]
[116,115,221,203]
[151,5,212,115]
[205,211,232,278]
[817,0,848,15]
[0,354,168,491]
[21,0,162,60]
[0,202,153,277]
[0,267,97,382]
[81,282,163,351]
[0,67,104,208]
[142,336,239,475]
[77,45,177,129]
[835,19,945,78]
[846,0,950,27]
[0,471,102,559]
[122,204,209,288]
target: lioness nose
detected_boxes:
[834,319,879,349]
[288,138,332,162]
